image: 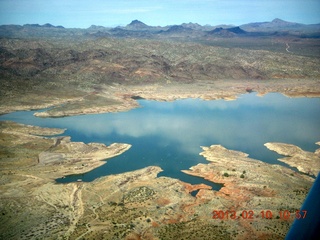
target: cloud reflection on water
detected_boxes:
[1,93,319,163]
[56,93,320,159]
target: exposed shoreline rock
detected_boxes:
[182,144,315,239]
[0,121,131,178]
[264,142,320,177]
[182,145,314,201]
[1,79,320,118]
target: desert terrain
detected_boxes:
[1,19,320,239]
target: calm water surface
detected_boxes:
[1,93,319,189]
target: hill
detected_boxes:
[208,26,247,36]
[125,20,151,30]
[241,18,320,32]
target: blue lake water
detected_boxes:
[1,93,319,190]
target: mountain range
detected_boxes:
[123,18,320,32]
[0,18,319,39]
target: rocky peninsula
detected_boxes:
[265,142,320,177]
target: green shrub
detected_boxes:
[223,172,229,177]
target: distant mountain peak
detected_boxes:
[43,23,56,28]
[270,18,303,27]
[127,20,148,28]
[209,26,247,36]
[165,25,193,33]
[228,26,246,34]
[181,22,201,28]
[272,18,287,23]
[129,19,144,24]
[23,23,64,29]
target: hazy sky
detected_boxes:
[0,0,319,28]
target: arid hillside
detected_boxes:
[1,31,320,114]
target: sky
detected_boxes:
[0,0,319,28]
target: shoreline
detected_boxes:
[1,79,320,118]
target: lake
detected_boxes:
[1,93,319,190]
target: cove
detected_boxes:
[1,93,319,189]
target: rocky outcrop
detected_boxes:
[38,135,131,177]
[265,142,320,177]
[182,145,313,220]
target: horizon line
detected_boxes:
[1,18,320,29]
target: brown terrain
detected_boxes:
[0,19,320,239]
